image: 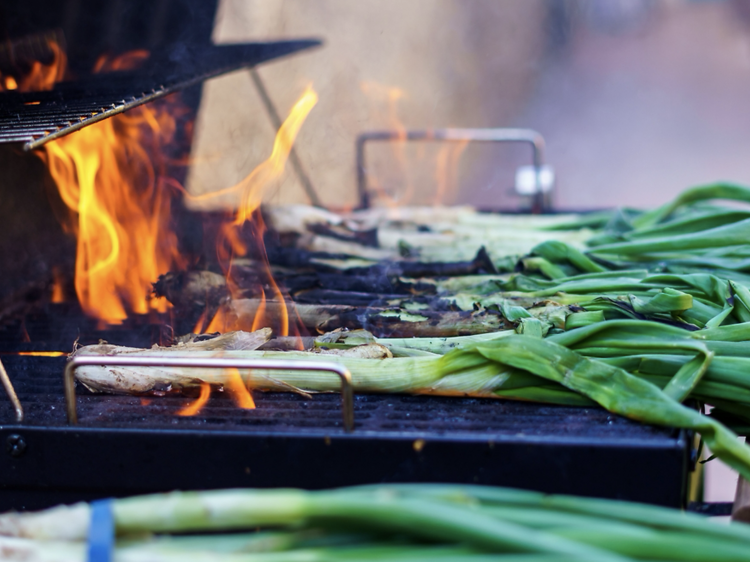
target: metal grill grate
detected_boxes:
[0,355,677,439]
[0,40,320,150]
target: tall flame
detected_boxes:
[235,86,318,224]
[43,102,185,323]
[187,86,318,224]
[6,38,316,339]
[191,86,318,338]
[3,43,186,325]
[225,368,256,409]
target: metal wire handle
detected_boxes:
[355,127,548,212]
[0,358,23,423]
[64,356,355,431]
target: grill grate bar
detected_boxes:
[0,40,320,150]
[0,356,677,441]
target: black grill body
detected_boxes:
[0,354,694,511]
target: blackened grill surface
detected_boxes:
[0,40,320,150]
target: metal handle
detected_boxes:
[64,356,355,432]
[0,359,23,423]
[356,127,548,212]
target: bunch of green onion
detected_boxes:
[306,185,750,479]
[3,483,750,561]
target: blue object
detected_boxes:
[87,499,115,562]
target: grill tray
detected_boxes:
[0,354,694,511]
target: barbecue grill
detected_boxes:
[0,0,700,513]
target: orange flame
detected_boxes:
[225,368,255,409]
[176,382,211,416]
[187,86,318,222]
[250,290,268,332]
[50,266,66,303]
[39,50,189,324]
[226,89,316,337]
[187,86,317,338]
[235,86,318,224]
[361,82,467,206]
[360,82,413,206]
[0,38,67,93]
[204,306,232,333]
[92,50,149,73]
[434,139,468,206]
[174,369,255,417]
[191,308,209,334]
[2,44,187,325]
[43,102,185,323]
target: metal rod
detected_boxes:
[64,355,354,431]
[248,67,322,207]
[0,358,24,423]
[24,89,166,150]
[355,127,548,212]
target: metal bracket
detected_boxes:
[355,127,549,212]
[0,359,23,423]
[64,356,354,432]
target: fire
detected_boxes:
[191,308,209,334]
[234,86,318,224]
[9,351,66,357]
[6,34,316,354]
[434,139,468,206]
[0,38,66,93]
[43,103,185,323]
[176,382,211,416]
[250,290,268,332]
[225,368,256,409]
[188,86,318,338]
[223,88,317,337]
[204,306,232,333]
[360,81,468,206]
[1,41,186,325]
[50,267,66,304]
[360,82,412,207]
[174,369,255,417]
[40,54,187,324]
[186,86,317,220]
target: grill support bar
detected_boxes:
[355,128,547,212]
[0,359,23,423]
[64,356,354,431]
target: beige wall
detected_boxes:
[185,0,545,210]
